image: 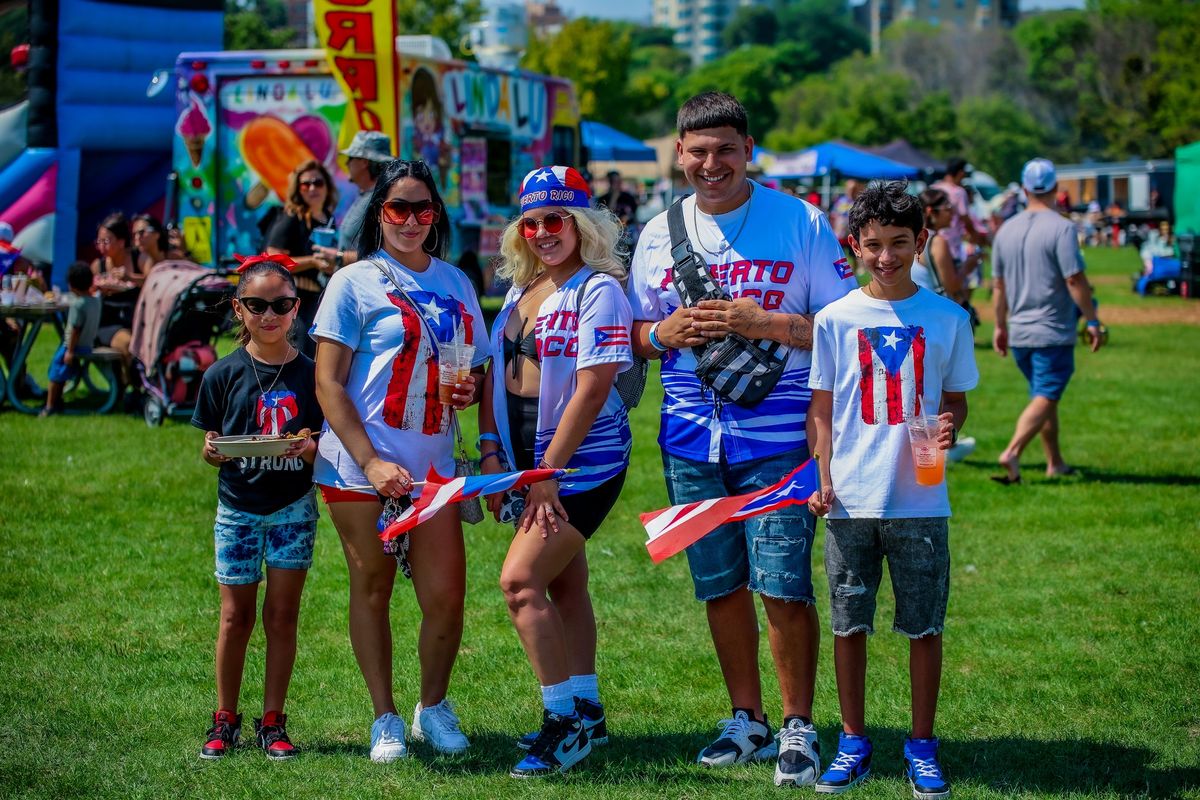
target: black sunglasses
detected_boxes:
[239,296,299,315]
[299,178,326,189]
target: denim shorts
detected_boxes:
[663,447,815,603]
[824,517,949,639]
[213,491,318,585]
[48,344,90,384]
[1012,344,1075,401]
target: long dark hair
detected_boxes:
[919,187,950,228]
[357,159,449,260]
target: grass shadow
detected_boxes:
[868,727,1200,797]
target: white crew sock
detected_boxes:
[569,673,600,703]
[541,680,575,716]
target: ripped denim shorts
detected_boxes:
[823,517,949,638]
[663,447,815,604]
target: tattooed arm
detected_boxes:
[689,298,815,350]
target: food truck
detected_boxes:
[170,39,581,270]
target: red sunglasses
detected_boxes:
[382,199,441,225]
[519,212,572,239]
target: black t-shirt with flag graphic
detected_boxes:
[192,349,324,515]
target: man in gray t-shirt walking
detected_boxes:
[991,158,1104,483]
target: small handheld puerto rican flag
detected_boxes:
[379,465,566,541]
[834,256,854,280]
[639,460,818,564]
[0,241,21,277]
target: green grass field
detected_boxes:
[1,248,1197,799]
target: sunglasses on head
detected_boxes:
[299,178,326,189]
[239,296,299,316]
[519,212,572,239]
[381,199,441,225]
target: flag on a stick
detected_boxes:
[639,459,818,564]
[379,466,564,541]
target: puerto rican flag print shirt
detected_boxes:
[809,287,978,519]
[628,185,856,465]
[488,268,633,492]
[310,252,490,493]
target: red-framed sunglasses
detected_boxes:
[519,212,572,239]
[382,199,441,225]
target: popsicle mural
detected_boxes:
[173,74,351,260]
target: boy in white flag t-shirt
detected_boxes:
[807,181,978,800]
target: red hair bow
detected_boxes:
[233,252,297,273]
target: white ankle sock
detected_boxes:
[569,673,600,703]
[541,680,574,716]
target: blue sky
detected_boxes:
[485,0,1086,24]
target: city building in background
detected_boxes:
[854,0,1020,54]
[527,0,569,36]
[652,0,763,65]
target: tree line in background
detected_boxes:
[525,0,1200,183]
[0,0,1195,187]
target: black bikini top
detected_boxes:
[503,315,539,379]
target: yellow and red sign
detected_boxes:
[314,0,399,156]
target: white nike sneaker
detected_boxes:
[774,717,821,786]
[697,709,778,767]
[510,711,592,778]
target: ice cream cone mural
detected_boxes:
[177,93,212,167]
[239,115,317,203]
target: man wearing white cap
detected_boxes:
[990,157,1104,484]
[313,131,393,269]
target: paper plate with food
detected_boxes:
[209,433,307,458]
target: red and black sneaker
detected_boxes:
[200,709,242,759]
[255,711,297,760]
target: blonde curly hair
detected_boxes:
[496,205,629,289]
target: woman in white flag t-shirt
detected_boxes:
[478,166,632,777]
[311,160,489,762]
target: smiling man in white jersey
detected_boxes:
[628,92,856,787]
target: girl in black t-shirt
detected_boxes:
[191,255,324,761]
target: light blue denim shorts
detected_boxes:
[213,491,318,585]
[663,446,815,603]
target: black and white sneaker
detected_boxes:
[510,711,592,778]
[697,709,777,767]
[518,697,608,750]
[774,717,821,786]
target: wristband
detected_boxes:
[648,321,668,352]
[335,250,344,268]
[537,457,560,470]
[1086,319,1101,328]
[476,433,502,449]
[480,451,501,464]
[950,427,958,445]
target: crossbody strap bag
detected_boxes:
[574,270,647,408]
[665,198,785,408]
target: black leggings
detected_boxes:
[505,393,625,539]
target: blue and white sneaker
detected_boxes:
[510,710,592,778]
[696,709,777,767]
[815,732,872,794]
[774,717,821,786]
[904,737,951,800]
[412,699,470,754]
[518,697,607,750]
[369,711,408,763]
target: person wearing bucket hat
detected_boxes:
[477,165,633,778]
[990,157,1103,485]
[314,132,395,271]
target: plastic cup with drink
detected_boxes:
[907,414,946,486]
[437,342,474,405]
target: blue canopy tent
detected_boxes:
[581,121,657,163]
[756,141,919,181]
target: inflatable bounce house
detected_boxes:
[0,0,223,284]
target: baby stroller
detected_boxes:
[129,261,237,427]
